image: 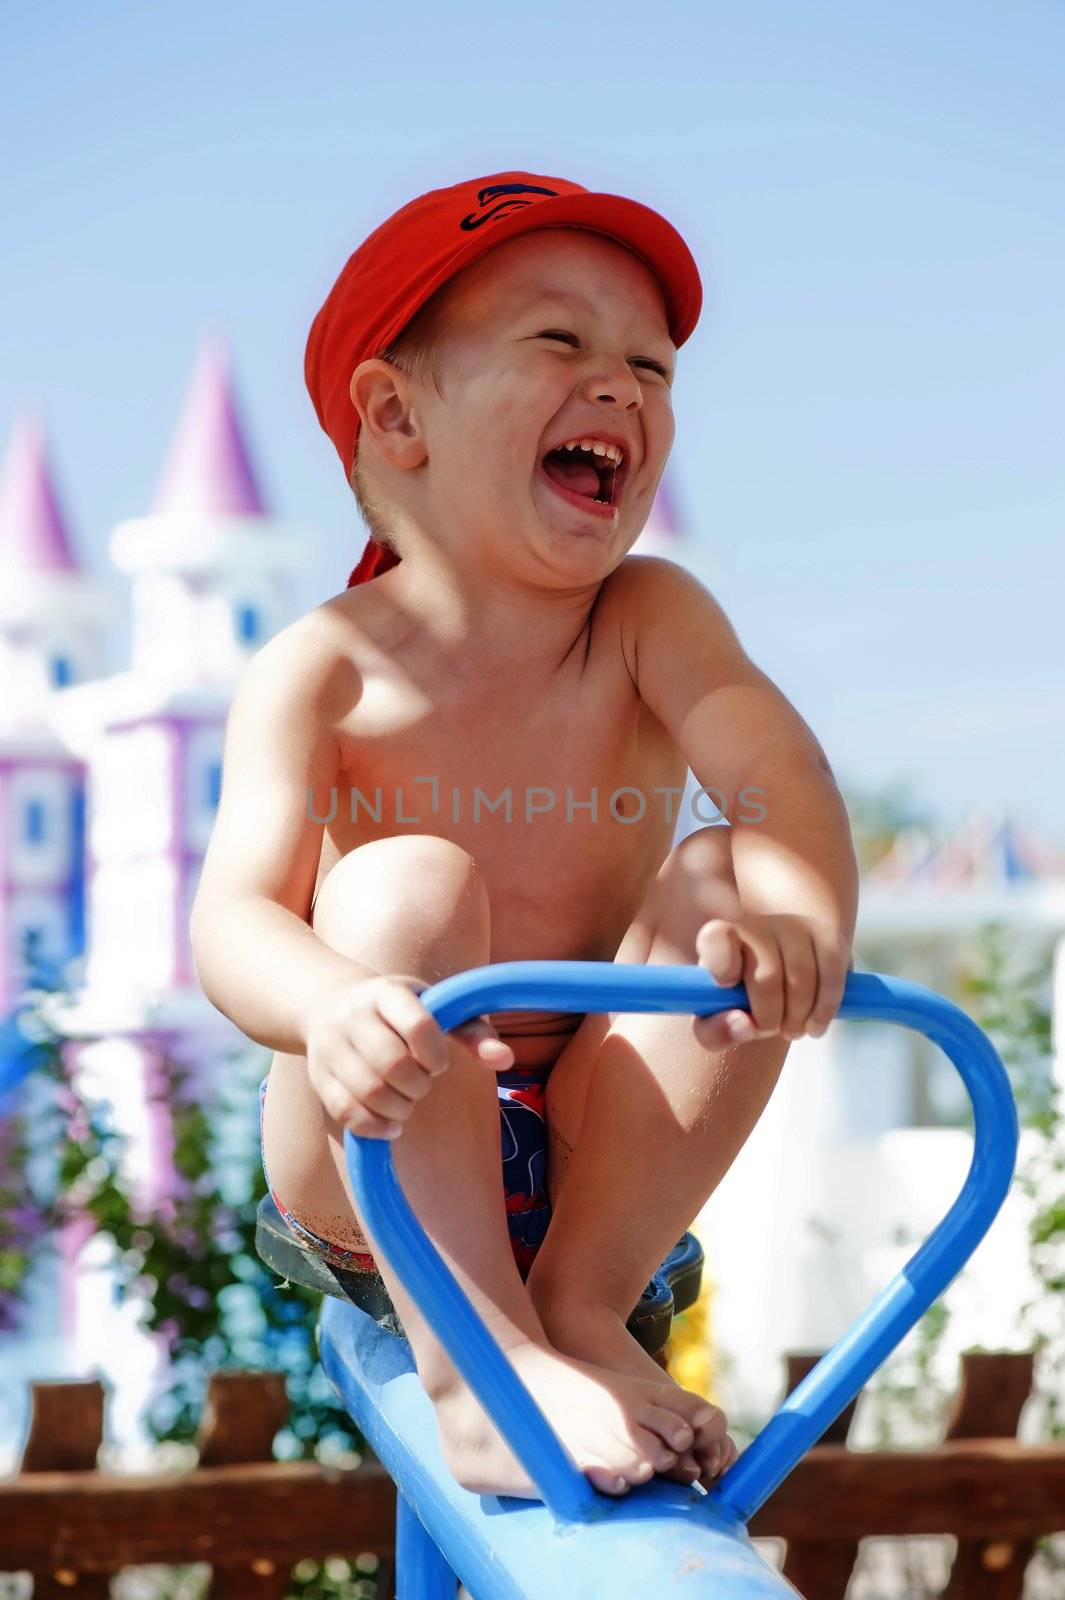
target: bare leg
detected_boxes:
[261,835,716,1498]
[525,826,791,1484]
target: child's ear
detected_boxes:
[350,360,424,466]
[349,356,400,418]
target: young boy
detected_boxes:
[191,170,859,1502]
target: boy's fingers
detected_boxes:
[321,1077,405,1139]
[777,928,819,1039]
[371,1003,511,1065]
[377,985,514,1069]
[808,939,850,1034]
[453,1017,515,1065]
[373,982,451,1074]
[693,1010,746,1050]
[733,924,788,1034]
[695,920,743,985]
[355,1076,416,1123]
[697,923,776,1037]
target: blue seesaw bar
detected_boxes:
[317,962,1018,1599]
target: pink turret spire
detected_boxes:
[0,412,79,573]
[152,334,268,518]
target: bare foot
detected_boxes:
[531,1292,738,1489]
[429,1337,721,1499]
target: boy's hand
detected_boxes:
[693,913,851,1050]
[303,976,515,1140]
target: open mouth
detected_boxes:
[539,443,625,508]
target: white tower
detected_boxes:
[111,333,301,688]
[0,412,115,703]
[0,415,114,1010]
[49,335,304,1018]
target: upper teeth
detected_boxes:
[555,437,623,465]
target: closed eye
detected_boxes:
[536,330,671,381]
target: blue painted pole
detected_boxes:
[323,962,1017,1597]
[395,1492,458,1599]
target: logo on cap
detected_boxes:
[459,182,561,232]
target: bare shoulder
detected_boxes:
[605,554,738,677]
[195,604,358,916]
[235,601,361,720]
[609,555,827,793]
[607,551,728,613]
[217,605,361,808]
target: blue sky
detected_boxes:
[3,2,1063,836]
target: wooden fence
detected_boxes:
[1,1352,1061,1597]
[752,1349,1063,1598]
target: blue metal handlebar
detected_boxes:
[342,961,1018,1525]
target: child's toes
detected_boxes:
[689,1406,729,1455]
[637,1401,697,1457]
[586,1463,631,1496]
[681,1397,727,1438]
[629,1421,680,1475]
[695,1432,740,1486]
[694,1439,726,1486]
[660,1449,701,1485]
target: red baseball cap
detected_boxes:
[304,170,703,588]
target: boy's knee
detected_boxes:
[311,834,489,951]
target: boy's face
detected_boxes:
[355,227,678,582]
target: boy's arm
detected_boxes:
[624,556,859,1037]
[190,618,379,1055]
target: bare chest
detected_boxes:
[316,640,687,962]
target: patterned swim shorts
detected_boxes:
[258,1064,553,1283]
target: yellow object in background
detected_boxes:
[663,1218,719,1403]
